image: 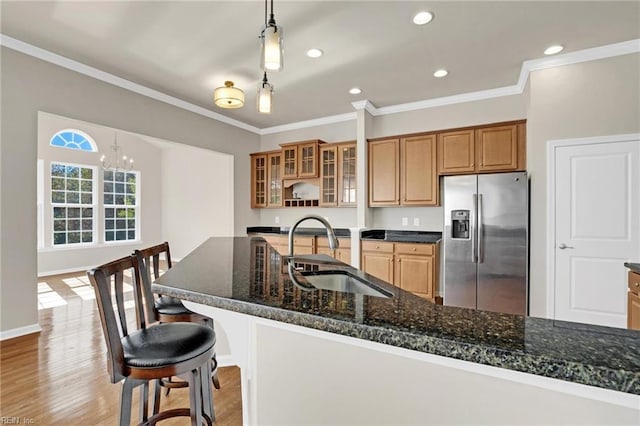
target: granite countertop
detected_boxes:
[247,226,351,238]
[154,237,640,395]
[361,229,442,243]
[625,262,640,274]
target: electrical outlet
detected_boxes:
[275,216,280,224]
[413,217,420,226]
[402,217,408,226]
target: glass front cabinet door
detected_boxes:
[251,153,267,208]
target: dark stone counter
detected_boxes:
[247,226,351,238]
[154,237,640,395]
[625,262,640,274]
[361,229,442,243]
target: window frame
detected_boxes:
[49,161,97,247]
[103,169,140,243]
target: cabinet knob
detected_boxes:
[412,247,416,251]
[375,245,379,249]
[635,282,640,288]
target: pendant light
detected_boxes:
[100,133,133,172]
[257,72,274,114]
[260,0,284,71]
[213,81,245,108]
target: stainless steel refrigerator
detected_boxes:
[443,172,528,315]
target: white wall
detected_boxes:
[526,53,640,317]
[0,47,259,335]
[161,144,234,259]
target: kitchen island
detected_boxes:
[155,237,640,425]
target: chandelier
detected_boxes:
[100,134,133,172]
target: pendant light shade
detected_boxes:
[260,0,284,71]
[257,72,274,114]
[214,81,245,109]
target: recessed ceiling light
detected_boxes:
[544,45,564,55]
[306,48,323,58]
[413,11,434,25]
[433,69,448,78]
[349,87,362,95]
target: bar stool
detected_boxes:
[88,255,215,425]
[134,242,221,396]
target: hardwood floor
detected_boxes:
[0,271,243,425]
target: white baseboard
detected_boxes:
[38,265,94,278]
[0,323,42,341]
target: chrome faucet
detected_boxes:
[288,214,339,256]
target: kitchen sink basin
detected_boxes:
[300,270,392,298]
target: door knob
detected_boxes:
[558,243,574,249]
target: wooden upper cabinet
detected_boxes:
[437,129,475,174]
[368,139,400,206]
[438,121,526,175]
[401,135,438,206]
[338,143,357,206]
[267,151,282,207]
[319,145,338,206]
[250,153,267,208]
[320,142,357,207]
[476,124,520,172]
[280,140,324,178]
[281,145,298,179]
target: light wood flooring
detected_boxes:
[0,270,243,425]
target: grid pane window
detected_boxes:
[104,170,137,242]
[51,163,94,245]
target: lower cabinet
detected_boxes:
[317,236,351,265]
[361,240,439,300]
[629,271,640,330]
[250,234,350,263]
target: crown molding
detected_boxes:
[259,112,356,135]
[2,33,638,135]
[0,34,262,135]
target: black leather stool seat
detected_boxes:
[155,295,192,316]
[123,323,215,368]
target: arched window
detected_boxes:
[50,129,97,152]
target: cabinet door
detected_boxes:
[629,291,640,330]
[395,254,433,299]
[319,145,338,206]
[298,142,318,177]
[368,139,400,206]
[282,146,298,178]
[401,135,438,205]
[267,152,282,207]
[476,124,519,172]
[338,143,357,206]
[250,154,267,208]
[316,247,334,257]
[335,248,351,265]
[361,252,394,284]
[438,130,475,175]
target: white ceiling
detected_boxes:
[1,1,639,130]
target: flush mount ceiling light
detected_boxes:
[413,11,434,25]
[306,48,323,58]
[349,87,362,95]
[433,69,448,78]
[260,0,284,71]
[257,72,274,114]
[100,133,133,172]
[213,81,245,109]
[544,44,564,55]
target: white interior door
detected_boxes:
[554,138,639,328]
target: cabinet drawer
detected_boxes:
[629,271,640,294]
[317,236,351,248]
[361,241,394,253]
[395,243,434,256]
[291,236,315,247]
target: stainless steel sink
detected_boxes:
[300,270,392,298]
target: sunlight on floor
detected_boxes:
[37,282,67,309]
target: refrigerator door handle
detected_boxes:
[472,194,478,263]
[478,193,483,263]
